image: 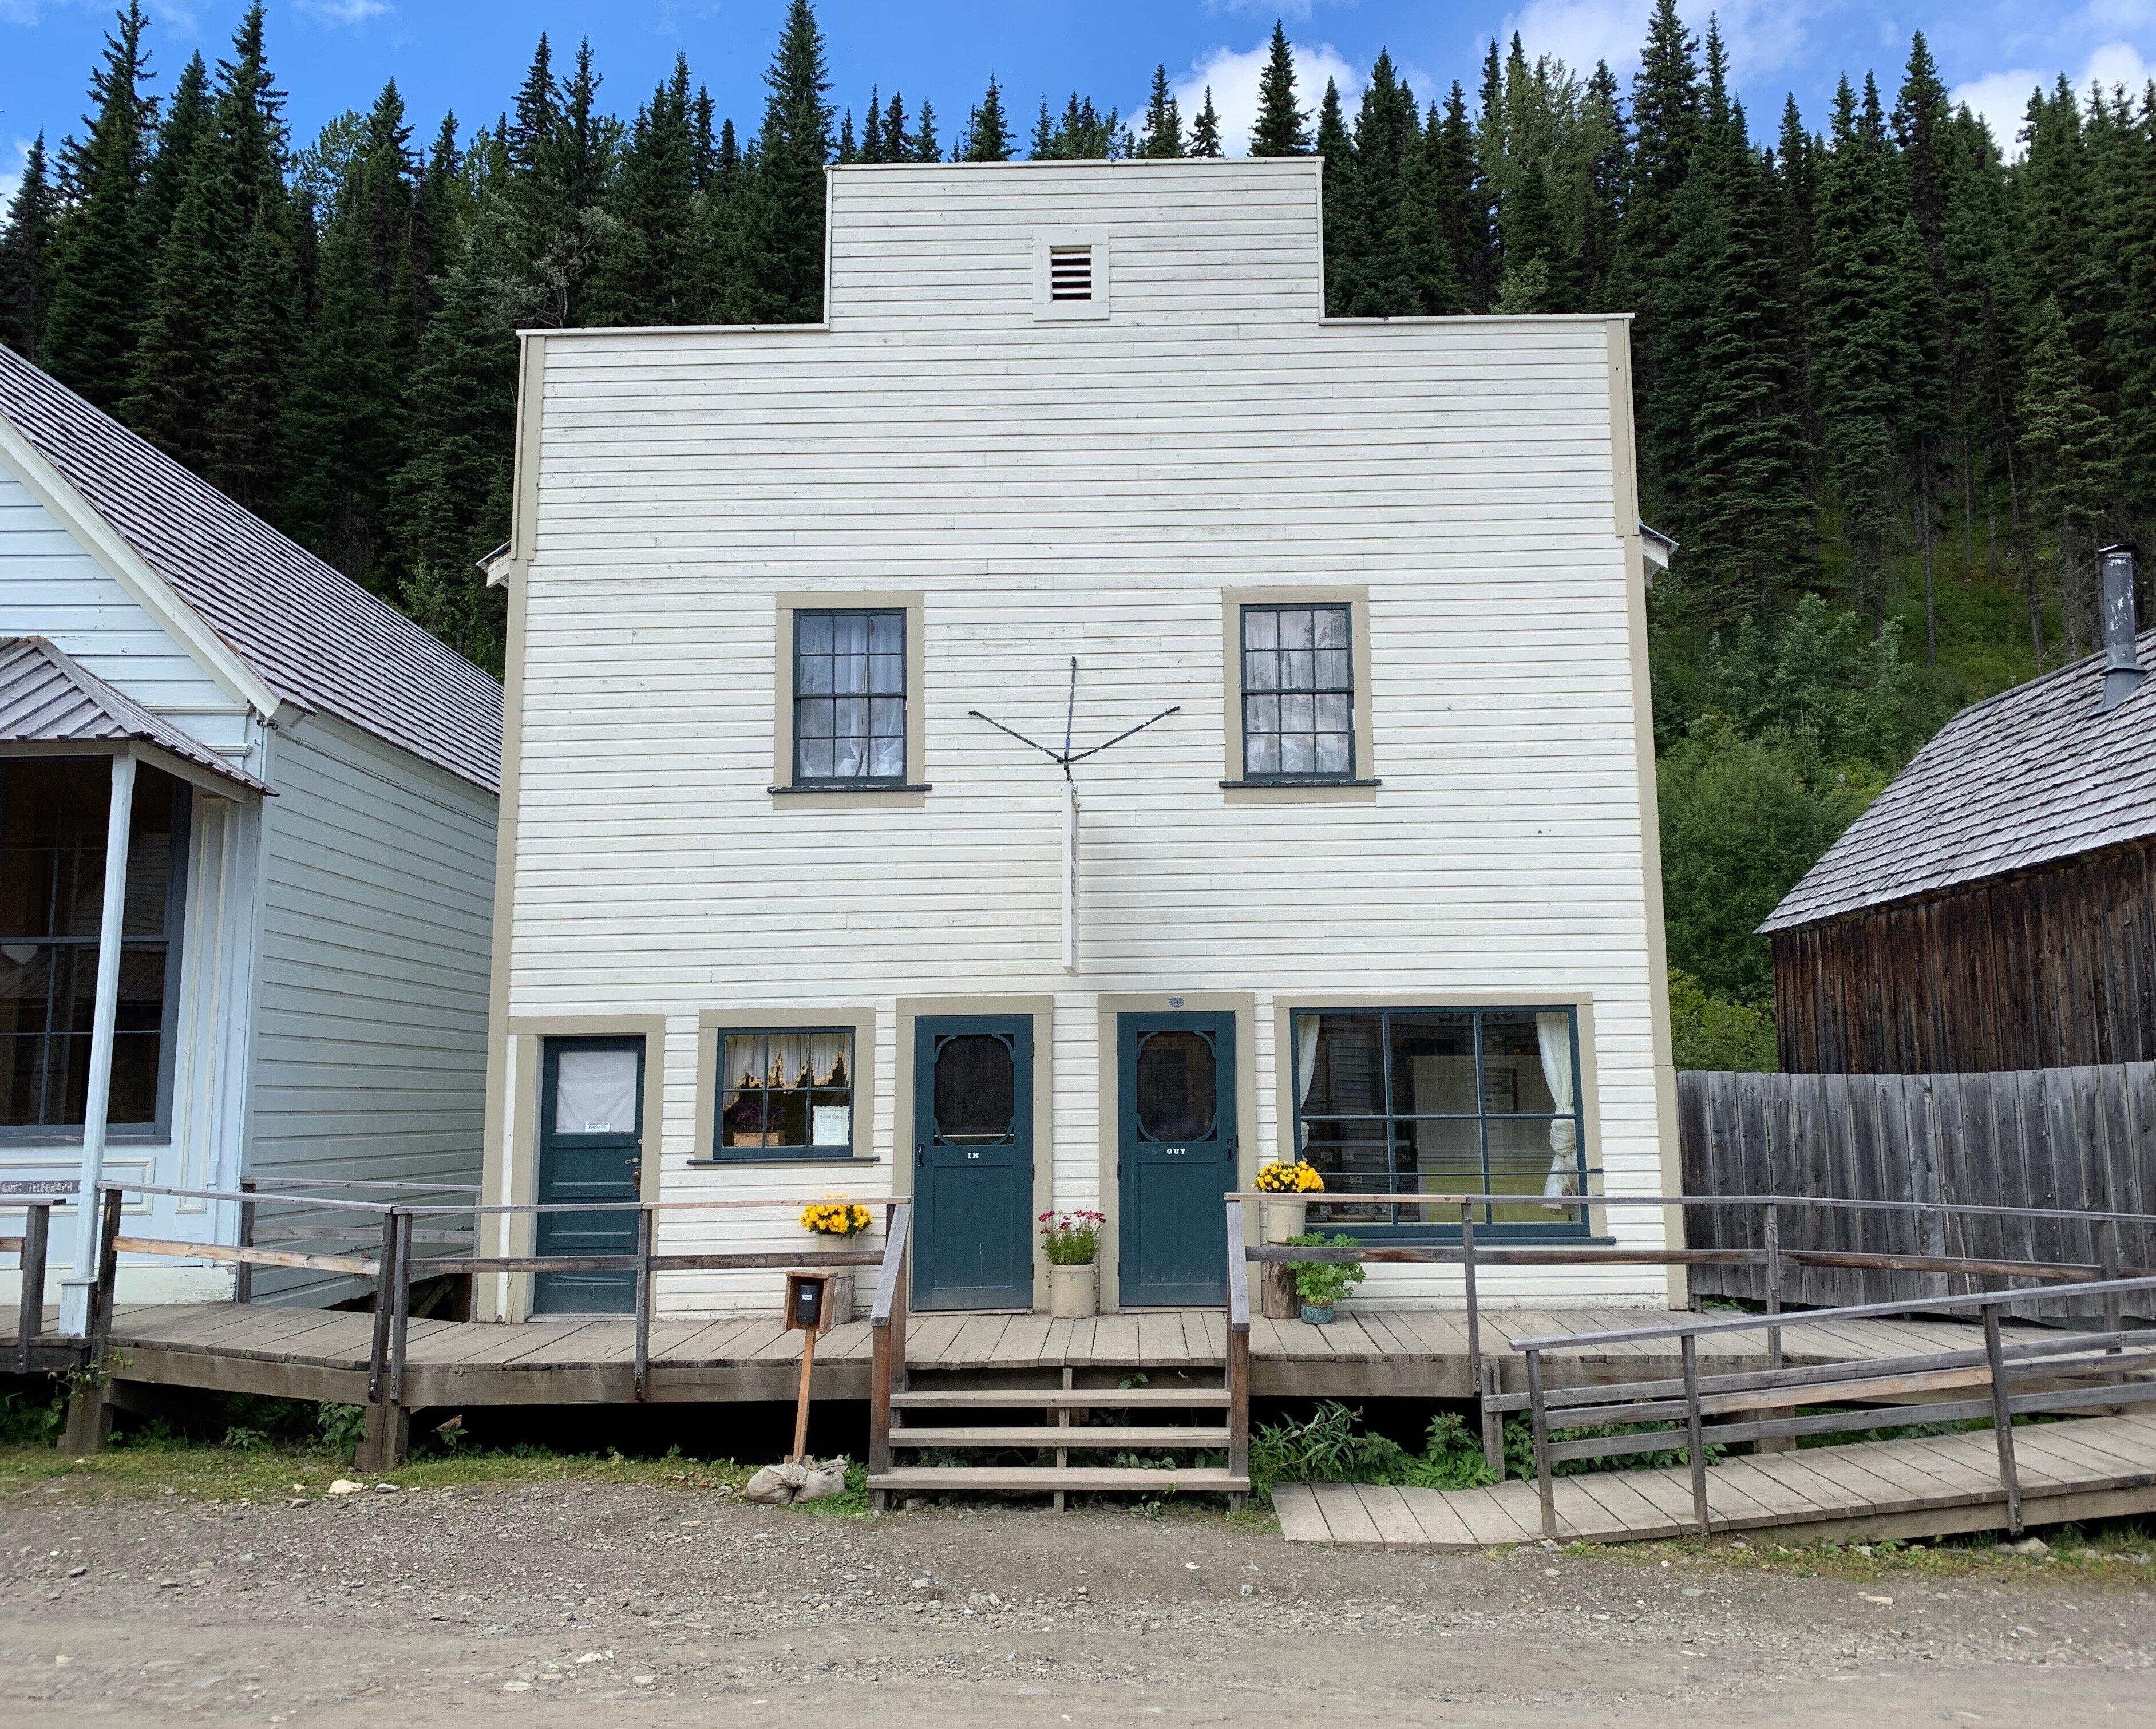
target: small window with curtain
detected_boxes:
[719,1028,855,1155]
[0,759,188,1136]
[793,610,905,786]
[1289,1006,1585,1238]
[1241,603,1354,781]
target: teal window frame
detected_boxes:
[792,608,908,788]
[715,1025,858,1159]
[1289,1005,1589,1241]
[1239,602,1356,782]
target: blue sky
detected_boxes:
[3,0,2153,202]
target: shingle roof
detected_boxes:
[0,347,501,791]
[0,635,271,792]
[1759,631,2156,934]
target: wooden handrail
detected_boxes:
[868,1201,912,1505]
[1224,1199,1250,1495]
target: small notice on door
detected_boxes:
[813,1106,852,1147]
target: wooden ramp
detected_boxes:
[1273,1411,2156,1549]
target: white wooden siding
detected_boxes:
[501,161,1669,1315]
[245,711,497,1300]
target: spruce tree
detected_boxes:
[1249,22,1310,156]
[1429,84,1496,311]
[1314,80,1352,313]
[962,78,1012,162]
[861,89,885,164]
[2019,293,2123,632]
[587,59,698,325]
[0,137,59,361]
[2114,84,2156,511]
[1137,65,1183,159]
[42,1,158,409]
[909,102,940,163]
[1894,33,1953,658]
[139,54,211,257]
[122,132,221,470]
[719,0,832,323]
[1188,89,1224,159]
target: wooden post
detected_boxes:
[88,1186,121,1360]
[387,1211,413,1410]
[1480,1357,1505,1481]
[632,1205,654,1402]
[1682,1332,1709,1537]
[15,1201,49,1374]
[792,1326,820,1464]
[367,1211,397,1406]
[1225,1198,1251,1509]
[2096,1218,2122,1358]
[1527,1346,1556,1541]
[64,1190,124,1456]
[1461,1201,1501,1471]
[1983,1301,2023,1536]
[868,1202,910,1510]
[1755,1202,1794,1454]
[356,1399,409,1474]
[233,1180,258,1305]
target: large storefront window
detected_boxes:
[0,759,187,1134]
[1291,1007,1586,1236]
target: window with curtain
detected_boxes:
[718,1028,855,1155]
[1291,1006,1585,1237]
[0,759,187,1135]
[1241,603,1354,780]
[794,610,905,785]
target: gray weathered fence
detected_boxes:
[1678,1062,2156,1323]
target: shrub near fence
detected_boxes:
[1678,1063,2156,1323]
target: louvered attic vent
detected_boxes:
[1049,244,1094,301]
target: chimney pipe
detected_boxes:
[2102,544,2143,713]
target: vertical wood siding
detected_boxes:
[1773,842,2156,1074]
[507,163,1671,1312]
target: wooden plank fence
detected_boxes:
[1679,1062,2156,1323]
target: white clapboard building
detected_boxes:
[478,159,1678,1322]
[0,347,501,1319]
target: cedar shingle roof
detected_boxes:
[0,635,272,792]
[0,347,501,791]
[1759,631,2156,934]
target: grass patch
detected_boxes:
[1557,1518,2156,1584]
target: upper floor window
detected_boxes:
[794,610,905,786]
[0,758,188,1136]
[1241,603,1355,781]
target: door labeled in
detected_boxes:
[534,1036,644,1314]
[1117,1012,1237,1307]
[912,1015,1034,1311]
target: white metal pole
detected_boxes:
[60,751,137,1339]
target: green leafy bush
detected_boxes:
[1285,1233,1365,1309]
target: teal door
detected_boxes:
[534,1036,644,1314]
[913,1015,1034,1311]
[1117,1012,1237,1306]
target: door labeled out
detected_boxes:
[534,1037,643,1314]
[1117,1012,1237,1307]
[912,1015,1034,1311]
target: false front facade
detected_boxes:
[478,158,1678,1322]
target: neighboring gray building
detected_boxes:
[0,346,500,1314]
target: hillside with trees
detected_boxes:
[4,2,2151,1066]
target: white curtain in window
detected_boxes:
[769,1032,812,1089]
[1295,1015,1320,1152]
[556,1049,637,1135]
[809,1032,850,1087]
[1536,1011,1577,1202]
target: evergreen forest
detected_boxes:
[4,1,2154,1066]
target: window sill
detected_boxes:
[1221,777,1380,806]
[1220,778,1382,789]
[686,1155,882,1167]
[768,784,929,812]
[770,783,932,794]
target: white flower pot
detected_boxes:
[1263,1200,1307,1244]
[1049,1262,1098,1319]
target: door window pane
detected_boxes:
[719,1028,854,1153]
[934,1032,1015,1145]
[1133,1029,1218,1141]
[555,1048,638,1135]
[1240,603,1354,780]
[795,610,907,784]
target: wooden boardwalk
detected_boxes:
[3,1300,2051,1408]
[1273,1411,2156,1549]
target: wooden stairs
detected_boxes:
[868,1369,1250,1508]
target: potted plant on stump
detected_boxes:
[1287,1232,1364,1324]
[1255,1160,1324,1319]
[1040,1209,1104,1317]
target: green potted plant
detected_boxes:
[1039,1210,1104,1317]
[1288,1232,1364,1324]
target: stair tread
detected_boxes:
[889,1426,1229,1449]
[889,1388,1228,1408]
[869,1466,1248,1491]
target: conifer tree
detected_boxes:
[42,1,158,409]
[719,0,832,323]
[860,89,885,164]
[909,102,941,163]
[2019,292,2122,633]
[1137,65,1182,159]
[1249,22,1310,156]
[962,78,1012,162]
[0,137,59,361]
[139,54,211,256]
[1314,80,1352,312]
[122,133,221,470]
[1429,84,1496,311]
[587,59,698,325]
[2114,85,2156,509]
[1576,62,1628,310]
[1188,89,1224,159]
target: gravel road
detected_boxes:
[5,1475,2155,1725]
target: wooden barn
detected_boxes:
[1763,549,2156,1074]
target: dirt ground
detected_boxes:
[5,1474,2156,1727]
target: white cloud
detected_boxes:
[1204,0,1321,17]
[0,141,28,213]
[1499,0,1837,84]
[1952,41,2156,159]
[296,0,391,23]
[1170,35,1363,157]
